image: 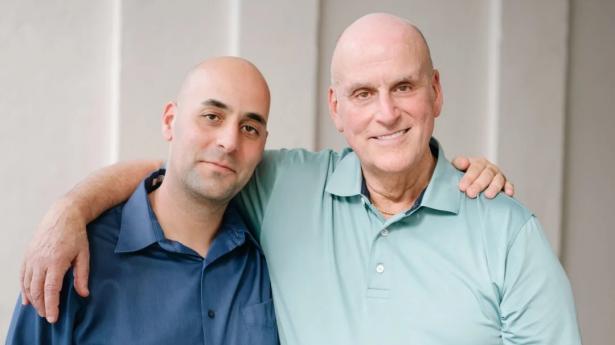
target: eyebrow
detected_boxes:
[201,98,267,125]
[202,98,229,110]
[344,75,420,95]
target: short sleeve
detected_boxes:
[499,216,582,344]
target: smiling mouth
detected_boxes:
[371,128,410,140]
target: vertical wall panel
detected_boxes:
[237,0,320,150]
[496,0,569,252]
[563,0,615,343]
[118,0,233,160]
[0,0,114,338]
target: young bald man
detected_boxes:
[7,58,279,344]
[17,14,564,345]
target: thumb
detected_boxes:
[73,249,90,298]
[452,156,471,171]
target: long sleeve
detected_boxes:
[5,272,82,345]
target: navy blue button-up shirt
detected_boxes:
[7,170,279,345]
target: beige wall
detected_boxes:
[1,0,613,343]
[562,0,615,343]
[0,0,115,337]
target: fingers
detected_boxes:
[466,165,497,198]
[505,181,515,197]
[29,267,47,318]
[44,268,64,323]
[73,250,91,298]
[451,156,470,173]
[20,260,31,305]
[484,173,505,199]
[459,159,487,195]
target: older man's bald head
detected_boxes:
[330,13,433,85]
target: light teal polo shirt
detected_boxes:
[236,139,581,345]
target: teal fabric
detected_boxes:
[237,138,581,345]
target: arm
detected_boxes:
[20,160,160,323]
[22,153,512,323]
[500,216,581,344]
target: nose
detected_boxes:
[215,123,239,153]
[375,92,400,125]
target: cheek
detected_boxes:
[340,107,372,135]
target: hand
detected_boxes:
[452,156,514,199]
[20,197,91,323]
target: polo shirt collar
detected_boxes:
[325,138,460,214]
[420,138,461,214]
[324,148,363,197]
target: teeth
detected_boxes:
[376,129,406,140]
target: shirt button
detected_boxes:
[208,309,215,319]
[380,228,390,237]
[376,263,385,274]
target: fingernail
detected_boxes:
[47,316,57,323]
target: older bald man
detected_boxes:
[16,13,573,345]
[7,58,279,345]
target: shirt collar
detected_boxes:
[114,172,163,254]
[325,138,460,214]
[115,170,259,254]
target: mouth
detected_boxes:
[200,160,237,173]
[370,128,410,141]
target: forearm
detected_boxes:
[61,159,161,223]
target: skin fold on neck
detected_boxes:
[363,148,436,218]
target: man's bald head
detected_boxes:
[176,56,270,117]
[330,13,433,85]
[161,56,271,205]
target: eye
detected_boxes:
[241,124,260,137]
[395,83,413,93]
[353,89,372,100]
[204,114,218,120]
[201,113,221,122]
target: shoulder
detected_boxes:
[459,187,535,253]
[86,202,125,247]
[260,148,346,170]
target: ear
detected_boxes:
[162,101,176,141]
[431,69,444,118]
[328,87,344,133]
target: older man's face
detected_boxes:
[329,39,442,175]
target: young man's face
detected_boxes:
[164,60,270,203]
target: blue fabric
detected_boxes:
[6,171,279,345]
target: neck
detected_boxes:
[148,174,227,257]
[363,148,436,219]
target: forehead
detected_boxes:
[181,69,270,117]
[336,42,427,87]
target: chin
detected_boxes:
[366,157,412,174]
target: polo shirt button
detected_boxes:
[376,263,385,274]
[380,228,390,237]
[208,309,215,319]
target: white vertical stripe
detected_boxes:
[228,0,241,56]
[108,0,121,164]
[486,0,502,162]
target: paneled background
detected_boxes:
[1,0,613,343]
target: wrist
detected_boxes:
[52,195,89,229]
